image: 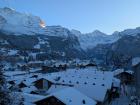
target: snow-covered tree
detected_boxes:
[0,69,24,105]
[0,69,11,105]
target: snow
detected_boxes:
[4,71,27,76]
[73,30,119,50]
[47,84,107,102]
[113,69,134,76]
[45,68,113,90]
[4,66,116,104]
[47,85,69,94]
[47,87,97,105]
[46,25,71,37]
[44,68,114,102]
[113,78,121,88]
[34,44,40,49]
[8,50,18,56]
[0,7,75,39]
[74,84,107,102]
[0,7,47,35]
[22,86,37,93]
[120,27,140,36]
[132,57,140,66]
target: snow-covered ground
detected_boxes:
[4,67,117,104]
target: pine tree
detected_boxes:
[0,69,24,105]
[0,69,11,105]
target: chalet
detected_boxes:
[20,64,29,71]
[34,87,97,105]
[33,78,52,91]
[77,64,86,69]
[31,74,38,78]
[30,91,39,95]
[42,65,51,71]
[42,65,59,73]
[85,63,97,67]
[42,64,67,73]
[114,69,134,84]
[28,61,44,68]
[9,85,22,92]
[18,82,27,88]
[8,80,15,85]
[57,64,67,71]
[132,57,140,98]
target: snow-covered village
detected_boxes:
[1,0,140,105]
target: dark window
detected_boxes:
[102,84,105,86]
[84,82,87,84]
[82,100,86,104]
[93,83,96,85]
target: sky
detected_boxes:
[0,0,140,34]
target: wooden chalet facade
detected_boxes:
[33,78,52,91]
[133,62,140,97]
[34,96,65,105]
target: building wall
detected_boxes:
[35,96,65,105]
[134,64,140,97]
[43,80,49,90]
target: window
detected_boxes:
[93,83,96,85]
[84,82,87,84]
[82,100,86,104]
[76,81,79,84]
[102,84,105,86]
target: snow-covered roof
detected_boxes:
[132,57,140,66]
[113,69,133,76]
[45,68,113,90]
[8,49,18,56]
[45,68,114,102]
[47,85,69,94]
[113,78,120,88]
[22,86,37,93]
[47,87,97,105]
[113,69,124,76]
[47,84,107,102]
[4,71,27,76]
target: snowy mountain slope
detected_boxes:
[1,7,140,53]
[0,7,77,38]
[0,7,48,35]
[119,27,140,36]
[71,30,119,50]
[72,27,140,50]
[0,7,47,35]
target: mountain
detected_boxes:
[0,7,47,35]
[72,27,140,50]
[0,7,85,60]
[71,29,119,50]
[0,7,80,38]
[1,7,140,61]
[87,33,140,68]
[119,27,140,36]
